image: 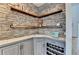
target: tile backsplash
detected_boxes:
[0,3,65,39]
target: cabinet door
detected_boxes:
[0,49,2,55]
[21,39,34,55]
[2,44,20,55]
[34,38,46,55]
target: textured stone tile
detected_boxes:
[0,3,65,39]
[0,7,10,14]
[0,12,7,18]
[0,18,7,22]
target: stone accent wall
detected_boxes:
[0,4,13,39]
[39,12,65,35]
[0,3,65,40]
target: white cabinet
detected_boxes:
[0,49,2,55]
[34,38,46,55]
[20,39,34,55]
[0,37,65,55]
[2,44,20,55]
[0,39,34,55]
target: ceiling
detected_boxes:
[32,3,45,7]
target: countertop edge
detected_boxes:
[0,34,65,48]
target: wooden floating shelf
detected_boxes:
[11,7,63,18]
[10,25,62,29]
[10,6,63,29]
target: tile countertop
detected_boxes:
[0,34,65,48]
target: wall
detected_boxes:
[0,3,65,40]
[0,4,12,40]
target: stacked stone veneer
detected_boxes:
[0,4,13,39]
[0,3,65,40]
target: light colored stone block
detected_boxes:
[0,4,10,9]
[0,7,10,14]
[0,12,7,18]
[0,21,12,31]
[0,18,7,22]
